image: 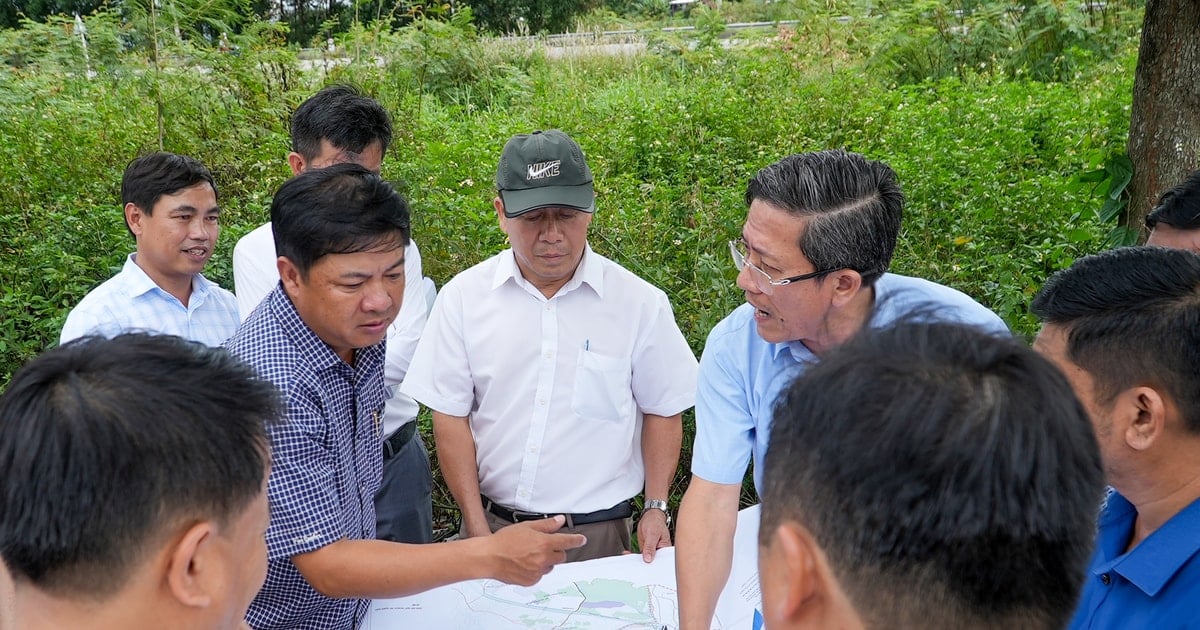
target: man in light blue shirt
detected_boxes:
[675,150,1009,629]
[1032,246,1200,630]
[60,152,238,346]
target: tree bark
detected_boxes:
[1124,0,1200,239]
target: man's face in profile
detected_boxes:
[207,478,271,629]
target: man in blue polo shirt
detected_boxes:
[1032,246,1200,629]
[674,150,1009,629]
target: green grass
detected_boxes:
[0,4,1137,518]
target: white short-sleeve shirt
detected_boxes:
[401,246,698,513]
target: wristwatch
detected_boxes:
[642,499,672,526]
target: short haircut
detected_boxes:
[291,84,393,161]
[745,150,902,286]
[1145,169,1200,230]
[271,163,411,276]
[0,334,280,598]
[1031,245,1200,433]
[761,322,1103,629]
[120,152,217,238]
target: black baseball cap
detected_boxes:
[495,130,595,217]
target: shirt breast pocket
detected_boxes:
[571,350,633,422]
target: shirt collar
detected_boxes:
[1100,491,1200,596]
[266,284,378,373]
[124,253,209,303]
[490,245,602,299]
[768,274,894,362]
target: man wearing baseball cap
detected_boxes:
[403,129,698,562]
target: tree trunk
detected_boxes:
[1124,0,1200,240]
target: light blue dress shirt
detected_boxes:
[60,254,239,347]
[691,273,1010,493]
[1068,490,1200,629]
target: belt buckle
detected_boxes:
[511,510,546,523]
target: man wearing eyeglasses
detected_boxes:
[675,149,1010,630]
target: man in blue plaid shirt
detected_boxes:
[226,164,585,630]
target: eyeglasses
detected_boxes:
[729,238,832,294]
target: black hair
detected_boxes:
[0,334,280,597]
[271,163,410,276]
[1031,245,1200,433]
[120,152,217,238]
[291,84,393,161]
[745,150,902,286]
[1145,169,1200,230]
[761,321,1103,629]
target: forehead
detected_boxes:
[519,206,589,219]
[151,182,217,213]
[309,242,405,273]
[743,199,808,254]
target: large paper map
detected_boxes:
[365,505,763,629]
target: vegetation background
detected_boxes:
[0,0,1143,530]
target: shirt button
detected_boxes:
[544,352,552,359]
[538,399,547,406]
[1100,574,1111,586]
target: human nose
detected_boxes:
[189,217,213,241]
[736,263,763,294]
[361,280,396,313]
[541,217,563,242]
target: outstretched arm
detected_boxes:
[676,476,741,630]
[291,516,587,598]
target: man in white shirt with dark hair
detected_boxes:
[232,84,433,544]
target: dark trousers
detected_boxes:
[374,431,433,543]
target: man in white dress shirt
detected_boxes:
[403,129,698,563]
[61,152,238,346]
[232,84,433,544]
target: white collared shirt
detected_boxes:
[233,222,426,434]
[60,254,239,346]
[402,246,697,513]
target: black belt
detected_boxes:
[481,496,633,527]
[382,422,417,461]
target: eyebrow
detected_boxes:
[337,255,406,280]
[166,204,220,215]
[741,234,779,265]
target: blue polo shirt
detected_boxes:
[1068,490,1200,629]
[691,273,1009,493]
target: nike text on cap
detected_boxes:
[495,129,595,218]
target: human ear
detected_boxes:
[761,522,821,626]
[494,197,510,233]
[829,269,864,306]
[165,521,216,609]
[125,203,145,237]
[277,257,303,294]
[1124,386,1167,451]
[286,152,306,176]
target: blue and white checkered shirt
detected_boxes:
[60,254,239,346]
[226,285,386,630]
